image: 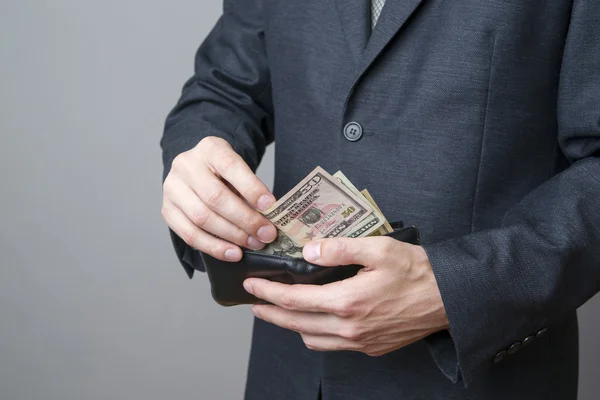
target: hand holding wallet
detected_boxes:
[168,161,420,306]
[201,222,420,306]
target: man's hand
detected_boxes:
[161,137,278,262]
[243,236,449,356]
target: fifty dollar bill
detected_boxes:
[332,171,387,238]
[260,166,375,247]
[360,189,394,236]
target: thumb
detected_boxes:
[302,237,388,267]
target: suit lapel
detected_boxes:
[335,0,371,65]
[359,0,424,73]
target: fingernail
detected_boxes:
[257,194,276,211]
[243,281,254,295]
[247,236,264,250]
[257,225,277,242]
[224,248,241,261]
[303,241,321,262]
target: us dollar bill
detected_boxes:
[332,171,386,238]
[261,166,375,247]
[360,189,394,236]
[256,188,392,257]
[256,231,304,258]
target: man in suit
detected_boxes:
[160,0,600,398]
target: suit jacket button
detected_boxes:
[522,336,535,347]
[492,350,507,364]
[507,342,521,355]
[343,122,363,142]
[536,328,548,338]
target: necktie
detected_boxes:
[371,0,386,29]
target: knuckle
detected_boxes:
[246,214,267,232]
[280,293,298,310]
[162,177,174,194]
[191,206,211,228]
[229,226,249,246]
[171,152,188,170]
[205,242,225,258]
[380,237,397,258]
[245,184,267,204]
[287,319,303,333]
[219,153,240,173]
[339,324,365,341]
[160,205,171,221]
[321,240,347,260]
[334,305,351,318]
[198,136,223,149]
[181,229,199,247]
[334,298,357,318]
[205,186,226,209]
[330,240,349,260]
[251,286,263,299]
[160,204,173,227]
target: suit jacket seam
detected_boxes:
[470,35,497,233]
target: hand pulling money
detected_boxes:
[256,167,393,258]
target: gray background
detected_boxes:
[0,1,597,399]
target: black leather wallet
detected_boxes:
[201,221,420,306]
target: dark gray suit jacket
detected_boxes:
[161,0,600,398]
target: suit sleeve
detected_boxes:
[421,0,600,386]
[160,0,274,279]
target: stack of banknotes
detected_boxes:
[256,166,393,258]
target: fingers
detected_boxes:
[200,137,276,211]
[167,178,265,250]
[300,333,363,352]
[244,279,330,312]
[302,236,397,267]
[299,331,431,356]
[191,172,277,243]
[161,204,243,261]
[169,138,278,244]
[244,278,359,316]
[251,305,344,335]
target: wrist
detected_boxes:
[410,245,450,331]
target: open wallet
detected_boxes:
[200,221,421,306]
